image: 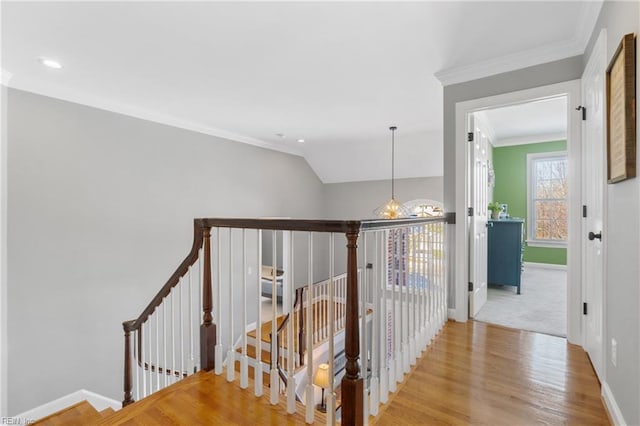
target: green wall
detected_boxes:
[492,140,567,265]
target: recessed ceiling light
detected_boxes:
[297,139,305,143]
[38,57,62,69]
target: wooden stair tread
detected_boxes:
[33,400,102,425]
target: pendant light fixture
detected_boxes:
[374,126,409,219]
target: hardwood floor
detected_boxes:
[373,321,610,425]
[80,320,607,425]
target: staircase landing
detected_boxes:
[97,371,325,425]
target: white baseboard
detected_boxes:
[523,262,567,271]
[602,381,626,426]
[12,389,120,422]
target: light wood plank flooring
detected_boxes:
[91,320,608,425]
[374,321,609,425]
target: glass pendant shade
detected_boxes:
[374,126,408,219]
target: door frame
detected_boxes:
[454,80,583,345]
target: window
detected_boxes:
[527,152,568,247]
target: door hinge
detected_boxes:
[468,282,474,291]
[583,205,587,218]
[468,207,474,217]
[467,132,474,142]
[576,105,586,121]
[583,302,588,315]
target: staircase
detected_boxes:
[32,401,114,425]
[118,216,451,425]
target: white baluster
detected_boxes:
[142,322,147,398]
[179,275,184,379]
[227,230,235,383]
[215,229,223,375]
[155,311,160,392]
[171,291,175,385]
[388,230,396,393]
[163,298,167,388]
[305,232,315,424]
[134,329,139,401]
[255,230,264,397]
[362,233,369,425]
[270,231,279,405]
[188,265,194,374]
[240,229,249,389]
[326,233,335,426]
[286,231,296,413]
[380,230,389,403]
[370,230,380,415]
[410,226,417,366]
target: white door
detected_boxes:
[469,114,489,317]
[581,30,606,380]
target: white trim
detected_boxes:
[494,131,567,148]
[447,308,456,320]
[0,70,9,417]
[602,381,627,426]
[526,240,567,249]
[3,77,302,158]
[523,262,567,271]
[435,39,583,86]
[12,389,120,422]
[434,1,602,86]
[455,80,582,343]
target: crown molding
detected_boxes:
[0,70,12,87]
[434,38,583,86]
[4,76,303,157]
[493,131,567,148]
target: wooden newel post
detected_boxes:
[122,321,135,407]
[341,229,363,426]
[200,226,216,371]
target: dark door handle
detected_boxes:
[588,231,602,241]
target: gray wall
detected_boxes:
[6,88,326,414]
[584,2,640,424]
[324,177,443,220]
[442,57,583,307]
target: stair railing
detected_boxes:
[122,214,453,426]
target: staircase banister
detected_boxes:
[129,220,205,330]
[196,217,362,233]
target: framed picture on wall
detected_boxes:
[606,33,636,184]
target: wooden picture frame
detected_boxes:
[606,33,636,184]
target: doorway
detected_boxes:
[454,80,583,346]
[470,98,569,338]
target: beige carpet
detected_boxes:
[474,265,566,337]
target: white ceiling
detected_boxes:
[477,96,568,147]
[1,1,601,183]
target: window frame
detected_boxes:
[526,151,568,248]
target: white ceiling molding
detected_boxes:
[0,70,12,87]
[574,0,604,51]
[434,38,583,87]
[5,76,302,157]
[493,131,567,148]
[434,1,602,87]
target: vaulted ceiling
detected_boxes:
[1,1,601,183]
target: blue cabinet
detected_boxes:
[487,219,524,294]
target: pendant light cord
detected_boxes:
[390,126,397,199]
